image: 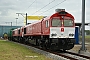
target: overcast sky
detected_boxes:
[0,0,90,29]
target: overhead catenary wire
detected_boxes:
[38,0,66,15]
[17,0,36,25]
[31,0,56,15]
[24,0,36,12]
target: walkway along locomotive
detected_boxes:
[12,9,75,51]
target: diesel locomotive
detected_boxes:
[10,9,75,51]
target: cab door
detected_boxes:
[42,20,50,35]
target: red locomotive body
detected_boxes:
[12,28,20,42]
[12,9,75,50]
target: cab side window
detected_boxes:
[24,28,26,34]
[45,20,49,27]
[18,29,20,34]
[13,31,15,35]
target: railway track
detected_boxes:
[33,45,90,60]
[11,41,90,60]
[42,49,90,60]
[65,51,90,59]
[54,51,90,60]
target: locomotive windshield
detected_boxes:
[52,18,61,27]
[64,20,73,27]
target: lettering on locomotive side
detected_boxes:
[28,27,32,32]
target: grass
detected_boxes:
[0,40,52,60]
[79,35,90,39]
[79,35,90,43]
[85,35,90,38]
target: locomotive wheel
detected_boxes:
[20,37,25,44]
[68,43,74,49]
[40,42,45,49]
[24,38,27,44]
[64,43,74,50]
[18,37,21,43]
[38,40,48,49]
[50,44,57,51]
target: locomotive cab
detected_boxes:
[50,17,75,38]
[48,9,75,50]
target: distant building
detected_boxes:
[0,25,21,37]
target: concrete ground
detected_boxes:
[69,42,90,56]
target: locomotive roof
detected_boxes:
[42,11,74,21]
[24,20,42,27]
[50,12,74,19]
[23,10,74,28]
[13,29,18,31]
[13,28,20,31]
[43,16,50,20]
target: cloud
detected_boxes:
[0,0,90,26]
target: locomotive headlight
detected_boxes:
[51,33,57,37]
[69,33,74,36]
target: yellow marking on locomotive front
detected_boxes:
[62,22,63,24]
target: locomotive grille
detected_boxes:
[55,9,67,15]
[59,11,67,15]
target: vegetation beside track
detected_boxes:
[79,35,90,43]
[0,40,52,60]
